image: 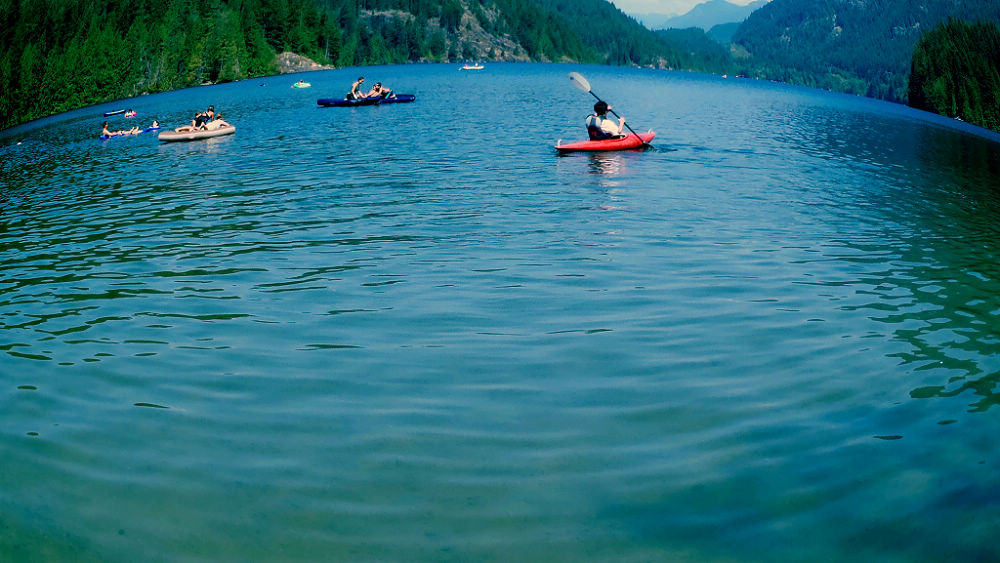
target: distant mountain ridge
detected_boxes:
[660,0,768,31]
[732,0,1000,103]
[631,13,678,30]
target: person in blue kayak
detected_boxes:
[586,101,625,140]
[347,76,365,99]
[366,82,395,99]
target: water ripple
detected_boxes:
[3,63,1000,562]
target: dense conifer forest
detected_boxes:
[909,19,1000,132]
[5,0,1000,133]
[732,0,1000,104]
[0,0,731,129]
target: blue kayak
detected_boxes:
[317,94,416,107]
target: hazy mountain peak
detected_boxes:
[660,0,769,31]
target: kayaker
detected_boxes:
[586,101,625,140]
[347,76,365,99]
[366,82,394,99]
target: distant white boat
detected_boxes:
[460,63,484,70]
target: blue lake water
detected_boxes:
[2,62,1000,561]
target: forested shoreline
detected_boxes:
[5,0,1000,133]
[1,0,336,129]
[0,0,731,130]
[730,0,1000,115]
[909,19,1000,132]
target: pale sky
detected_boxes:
[612,0,759,16]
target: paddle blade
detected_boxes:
[568,72,591,93]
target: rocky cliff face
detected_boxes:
[450,7,530,61]
[276,52,332,73]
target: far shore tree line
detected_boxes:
[1,0,999,133]
[0,0,729,130]
[908,19,1000,132]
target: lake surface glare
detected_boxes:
[2,63,1000,561]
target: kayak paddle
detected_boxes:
[568,71,648,145]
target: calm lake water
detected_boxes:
[2,63,1000,562]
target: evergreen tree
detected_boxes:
[909,19,1000,132]
[733,0,1000,104]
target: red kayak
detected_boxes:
[555,131,655,152]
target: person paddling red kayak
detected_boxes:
[555,131,656,152]
[587,100,625,140]
[556,72,655,153]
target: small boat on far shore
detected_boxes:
[460,63,484,70]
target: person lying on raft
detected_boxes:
[585,101,625,140]
[346,76,365,100]
[173,117,198,132]
[201,114,231,131]
[102,121,140,137]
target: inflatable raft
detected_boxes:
[158,126,236,142]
